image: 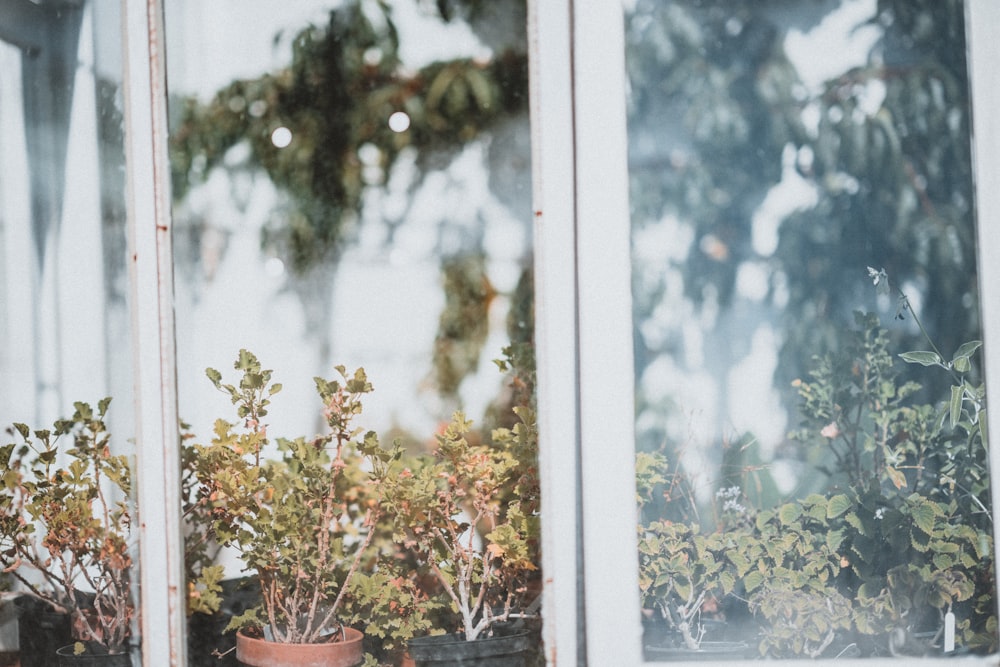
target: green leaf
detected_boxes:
[756,510,774,531]
[807,501,827,522]
[728,551,751,577]
[950,385,963,429]
[845,512,865,535]
[952,340,982,363]
[827,494,851,519]
[930,540,959,554]
[911,528,931,553]
[778,503,802,525]
[744,570,764,594]
[910,502,937,535]
[826,528,845,553]
[899,351,943,367]
[719,570,735,595]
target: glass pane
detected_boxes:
[164,1,538,663]
[0,1,138,662]
[626,0,996,659]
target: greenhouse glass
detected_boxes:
[625,0,997,659]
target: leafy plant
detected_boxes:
[637,519,736,649]
[383,408,539,641]
[638,275,996,656]
[431,254,496,399]
[636,448,724,649]
[870,267,988,500]
[786,293,995,654]
[741,494,853,657]
[180,421,225,617]
[340,560,443,659]
[187,350,400,644]
[0,400,133,654]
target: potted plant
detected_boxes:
[634,273,997,658]
[741,494,855,658]
[383,405,540,667]
[635,451,755,660]
[339,558,443,667]
[786,313,995,655]
[637,518,753,659]
[187,350,399,667]
[0,399,134,665]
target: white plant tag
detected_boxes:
[944,610,955,653]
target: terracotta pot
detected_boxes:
[235,628,364,667]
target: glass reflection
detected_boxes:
[0,1,136,662]
[626,0,995,659]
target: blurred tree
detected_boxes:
[169,0,530,402]
[626,0,980,490]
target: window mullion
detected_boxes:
[121,0,186,665]
[529,0,583,664]
[571,1,644,665]
[967,0,1000,588]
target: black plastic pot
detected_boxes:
[188,577,259,667]
[55,643,132,667]
[407,629,532,667]
[15,597,72,667]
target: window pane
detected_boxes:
[0,1,138,662]
[626,0,996,659]
[164,1,535,662]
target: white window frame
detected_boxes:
[118,0,1000,665]
[121,1,186,665]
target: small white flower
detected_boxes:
[875,508,885,520]
[867,266,890,296]
[716,485,741,500]
[723,499,746,514]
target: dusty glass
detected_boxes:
[165,0,532,447]
[626,0,996,659]
[164,1,533,661]
[0,1,138,662]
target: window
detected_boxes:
[628,0,991,661]
[163,3,535,661]
[3,0,1000,665]
[163,0,532,460]
[536,0,1000,664]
